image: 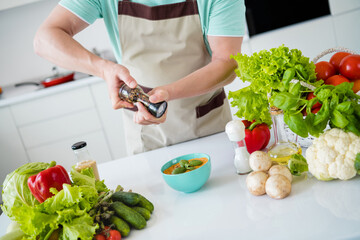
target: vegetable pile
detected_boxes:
[1,161,154,240]
[229,45,360,138]
[246,151,293,199]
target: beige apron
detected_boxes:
[118,0,232,155]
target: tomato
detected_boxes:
[315,61,336,80]
[324,75,350,86]
[306,92,322,109]
[311,107,321,114]
[339,54,360,80]
[94,234,106,240]
[107,230,121,240]
[329,52,351,72]
[351,79,360,93]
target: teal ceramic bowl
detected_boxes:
[161,153,211,193]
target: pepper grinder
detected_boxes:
[225,120,252,175]
[119,84,168,118]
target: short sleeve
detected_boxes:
[207,0,246,36]
[59,0,103,24]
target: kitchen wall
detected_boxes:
[0,0,359,87]
[0,0,113,86]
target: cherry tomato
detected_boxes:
[311,107,321,114]
[329,52,351,73]
[351,79,360,93]
[306,92,322,109]
[324,75,350,86]
[107,230,121,240]
[315,61,336,80]
[94,234,106,240]
[339,54,360,80]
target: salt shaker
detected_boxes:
[225,120,251,175]
[119,84,168,118]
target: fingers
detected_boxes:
[148,88,169,103]
[133,102,167,125]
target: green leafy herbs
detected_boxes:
[229,45,321,126]
[1,164,107,240]
[288,154,308,176]
[273,82,360,137]
[171,159,203,174]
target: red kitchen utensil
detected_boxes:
[15,67,75,88]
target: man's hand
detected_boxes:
[102,62,138,109]
[133,87,169,125]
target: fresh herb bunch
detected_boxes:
[228,45,321,127]
[272,82,360,137]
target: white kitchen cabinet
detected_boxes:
[90,82,128,159]
[27,130,112,172]
[5,84,114,176]
[0,107,29,202]
[0,0,43,11]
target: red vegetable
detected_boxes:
[94,234,106,240]
[339,54,360,80]
[27,164,71,203]
[324,75,350,86]
[315,61,336,80]
[329,52,351,73]
[306,92,322,109]
[240,120,271,154]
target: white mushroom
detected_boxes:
[268,165,293,183]
[265,174,291,199]
[249,151,272,172]
[246,171,269,196]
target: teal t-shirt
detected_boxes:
[59,0,246,63]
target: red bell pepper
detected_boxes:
[27,163,71,203]
[240,120,271,154]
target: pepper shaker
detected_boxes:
[225,120,252,175]
[119,84,168,118]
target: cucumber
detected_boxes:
[137,195,154,213]
[110,215,131,237]
[132,207,151,221]
[111,191,141,206]
[111,201,147,230]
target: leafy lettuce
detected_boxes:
[1,163,107,240]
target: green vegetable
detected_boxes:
[1,162,51,219]
[111,191,141,206]
[355,153,360,174]
[288,154,308,176]
[172,167,186,174]
[111,201,147,230]
[132,206,151,221]
[137,195,154,213]
[110,215,131,237]
[179,160,189,168]
[1,163,102,240]
[229,45,320,126]
[0,229,25,240]
[189,160,203,167]
[228,86,272,126]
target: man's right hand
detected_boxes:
[102,61,138,110]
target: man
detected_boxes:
[34,0,245,155]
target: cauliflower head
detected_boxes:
[306,128,360,180]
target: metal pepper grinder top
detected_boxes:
[119,84,168,118]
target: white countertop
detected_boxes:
[0,74,102,108]
[1,132,360,239]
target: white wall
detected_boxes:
[0,0,112,86]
